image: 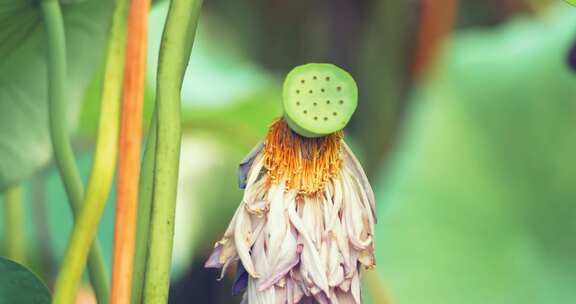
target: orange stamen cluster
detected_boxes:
[264,118,343,195]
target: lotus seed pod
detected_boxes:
[282,63,358,137]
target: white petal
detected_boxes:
[266,182,290,263]
[351,270,361,304]
[345,168,375,236]
[287,199,330,295]
[342,174,372,250]
[234,205,259,278]
[327,240,345,287]
[342,142,376,222]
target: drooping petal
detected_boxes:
[342,142,376,222]
[334,289,357,304]
[266,182,290,263]
[245,200,268,216]
[248,228,276,304]
[327,238,345,287]
[204,245,223,268]
[313,291,331,304]
[358,248,375,268]
[341,173,372,250]
[248,275,276,304]
[258,225,299,291]
[345,168,375,238]
[287,199,330,295]
[235,204,259,278]
[258,249,299,291]
[301,195,324,249]
[239,141,265,188]
[286,277,294,304]
[351,270,361,304]
[275,286,287,304]
[208,137,377,303]
[218,255,237,280]
[233,263,249,295]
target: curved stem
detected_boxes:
[131,118,157,304]
[41,0,109,302]
[51,0,128,302]
[142,0,203,302]
[3,185,26,265]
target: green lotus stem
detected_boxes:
[51,0,128,302]
[142,0,203,302]
[131,118,157,304]
[41,0,110,302]
[3,185,26,265]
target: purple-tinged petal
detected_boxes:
[286,277,294,304]
[239,141,264,188]
[258,254,300,291]
[218,256,236,280]
[339,278,352,293]
[233,263,249,295]
[258,225,299,291]
[335,289,357,304]
[204,245,223,268]
[313,291,331,304]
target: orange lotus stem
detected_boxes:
[412,0,458,76]
[111,0,150,303]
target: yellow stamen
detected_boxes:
[264,118,343,195]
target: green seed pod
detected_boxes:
[282,63,358,137]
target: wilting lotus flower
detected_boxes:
[206,64,376,304]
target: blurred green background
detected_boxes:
[1,0,576,303]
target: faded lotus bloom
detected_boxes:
[205,119,376,304]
